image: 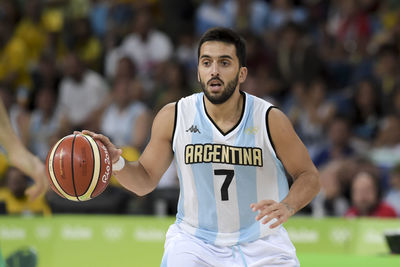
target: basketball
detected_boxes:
[45,134,112,201]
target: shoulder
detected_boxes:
[267,106,291,127]
[151,102,177,142]
[154,102,177,125]
[377,202,397,217]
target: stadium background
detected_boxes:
[0,0,400,266]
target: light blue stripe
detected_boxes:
[275,158,289,201]
[193,93,218,243]
[234,95,260,243]
[234,220,262,243]
[160,250,168,267]
[176,161,184,222]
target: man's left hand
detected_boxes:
[250,200,295,229]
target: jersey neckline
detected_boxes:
[201,90,247,137]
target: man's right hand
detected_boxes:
[74,130,122,164]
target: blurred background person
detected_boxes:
[100,77,151,152]
[312,160,349,217]
[28,86,61,161]
[313,115,356,168]
[345,170,396,217]
[57,52,109,133]
[0,167,51,216]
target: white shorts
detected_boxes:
[161,224,299,267]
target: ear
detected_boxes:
[197,71,200,82]
[239,67,248,84]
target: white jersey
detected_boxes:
[172,92,289,246]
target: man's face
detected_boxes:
[351,172,378,215]
[198,41,246,104]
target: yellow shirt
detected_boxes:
[0,189,51,216]
[14,18,47,64]
[0,36,31,89]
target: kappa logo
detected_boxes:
[186,125,201,133]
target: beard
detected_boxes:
[200,73,239,104]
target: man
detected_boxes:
[0,99,48,201]
[82,27,320,266]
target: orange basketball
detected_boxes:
[45,134,112,201]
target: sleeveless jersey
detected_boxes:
[172,92,289,246]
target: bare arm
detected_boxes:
[251,108,320,228]
[83,103,175,196]
[0,100,48,201]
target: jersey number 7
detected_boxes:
[214,169,234,201]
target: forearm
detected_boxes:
[113,159,159,196]
[281,170,320,215]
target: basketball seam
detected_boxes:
[71,135,80,202]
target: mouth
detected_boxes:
[208,79,224,91]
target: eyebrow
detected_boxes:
[200,55,233,60]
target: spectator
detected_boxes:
[113,56,136,83]
[57,52,109,132]
[151,60,191,112]
[14,0,47,66]
[195,0,233,36]
[31,52,61,93]
[68,17,103,72]
[100,78,151,151]
[326,0,373,56]
[28,86,61,161]
[119,7,173,84]
[230,0,270,35]
[295,78,336,157]
[274,22,323,89]
[0,167,51,216]
[0,17,30,90]
[370,115,400,168]
[313,115,356,167]
[266,0,307,31]
[349,79,382,142]
[345,170,396,217]
[312,160,349,217]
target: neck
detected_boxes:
[203,89,244,129]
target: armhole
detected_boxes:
[265,106,279,159]
[171,100,179,151]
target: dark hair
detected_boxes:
[197,27,246,67]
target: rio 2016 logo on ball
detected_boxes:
[45,134,112,201]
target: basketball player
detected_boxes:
[0,100,48,201]
[82,28,320,266]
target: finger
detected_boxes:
[255,203,280,220]
[270,216,286,229]
[261,210,281,225]
[251,200,276,211]
[73,131,82,135]
[25,185,45,202]
[256,205,279,221]
[91,133,111,145]
[82,130,95,137]
[256,206,277,221]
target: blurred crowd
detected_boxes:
[0,0,400,218]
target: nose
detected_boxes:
[211,62,219,77]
